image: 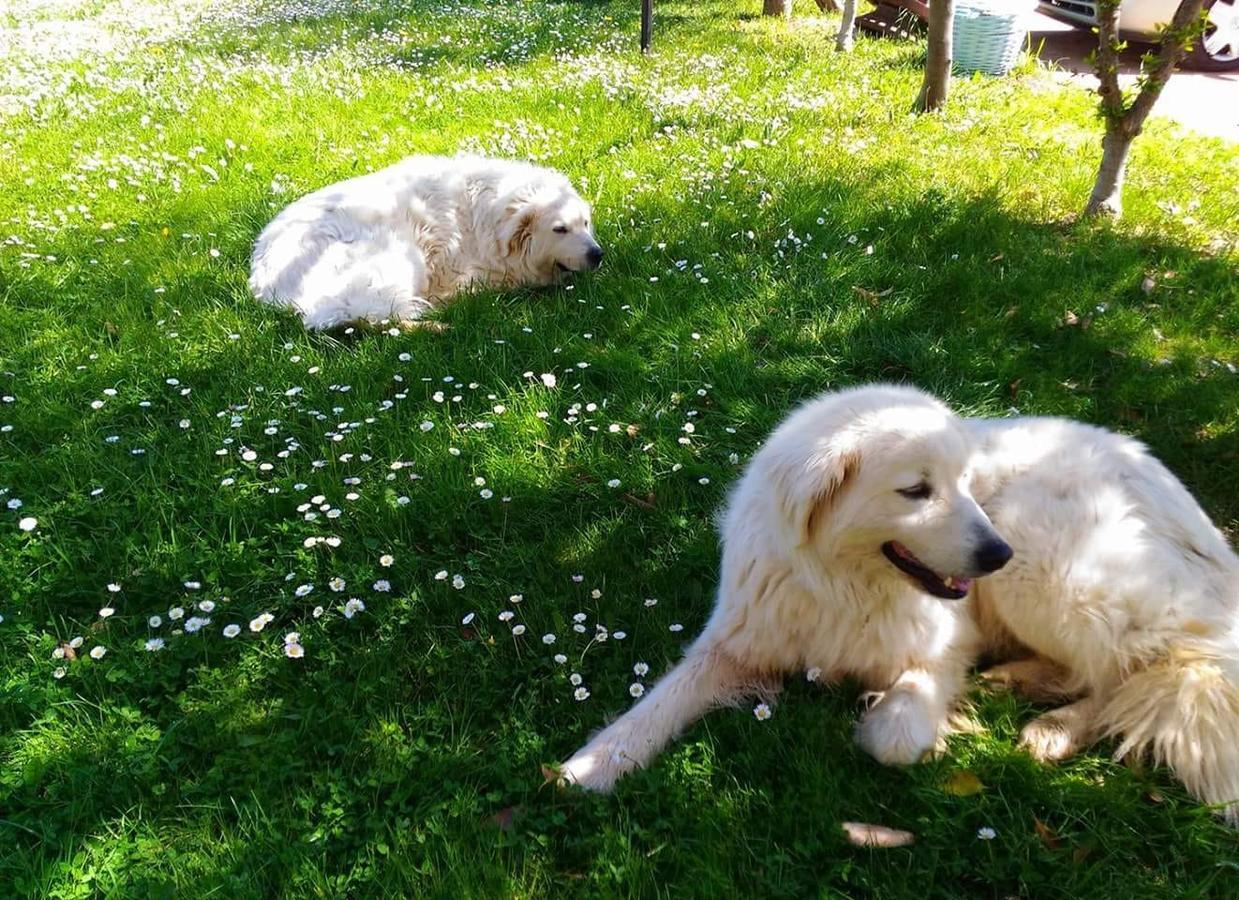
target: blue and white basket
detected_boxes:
[952,0,1035,76]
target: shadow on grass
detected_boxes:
[2,171,1238,895]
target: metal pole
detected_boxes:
[640,0,652,52]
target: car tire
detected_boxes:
[1185,0,1239,71]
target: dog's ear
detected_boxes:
[497,200,538,259]
[777,443,859,547]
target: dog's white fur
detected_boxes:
[562,384,1239,824]
[249,155,601,330]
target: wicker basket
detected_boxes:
[952,0,1034,76]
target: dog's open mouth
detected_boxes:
[881,541,973,600]
[555,261,573,274]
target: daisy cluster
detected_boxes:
[6,289,741,703]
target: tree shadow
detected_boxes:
[2,164,1238,894]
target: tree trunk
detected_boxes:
[837,0,858,51]
[1085,129,1135,218]
[915,0,955,113]
[1084,0,1207,218]
[763,0,793,17]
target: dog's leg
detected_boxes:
[559,642,760,792]
[856,665,964,766]
[980,656,1079,703]
[1019,695,1100,762]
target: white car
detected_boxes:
[1040,0,1239,70]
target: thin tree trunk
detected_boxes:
[1086,129,1135,218]
[763,0,793,17]
[1084,0,1207,218]
[837,0,858,51]
[915,0,955,113]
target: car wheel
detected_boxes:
[1185,0,1239,71]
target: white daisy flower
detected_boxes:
[223,624,241,638]
[344,598,365,619]
[806,667,823,683]
[168,607,185,621]
[295,584,314,597]
[149,615,163,628]
[90,646,107,660]
[753,703,772,721]
[542,633,556,645]
[373,580,391,592]
[977,827,997,840]
[553,654,568,664]
[198,600,216,613]
[379,554,395,567]
[145,638,165,651]
[284,642,305,659]
[633,662,650,677]
[451,575,465,590]
[511,624,526,636]
[329,577,346,592]
[570,673,583,686]
[99,607,114,618]
[573,687,590,701]
[629,683,646,698]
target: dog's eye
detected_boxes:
[897,482,932,500]
[552,225,569,234]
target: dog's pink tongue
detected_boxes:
[951,577,974,593]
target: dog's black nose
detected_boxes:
[586,245,604,269]
[974,538,1014,573]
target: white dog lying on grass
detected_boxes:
[562,384,1239,825]
[250,155,603,330]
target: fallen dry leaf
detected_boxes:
[487,806,520,832]
[841,821,916,848]
[621,492,657,510]
[1033,817,1060,849]
[540,764,562,787]
[852,286,893,307]
[942,770,984,796]
[1063,309,1080,326]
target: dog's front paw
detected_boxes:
[856,691,938,766]
[558,741,634,792]
[1019,713,1080,763]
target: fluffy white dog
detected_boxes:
[249,155,603,330]
[561,385,1239,824]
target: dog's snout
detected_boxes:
[586,245,604,269]
[974,537,1014,573]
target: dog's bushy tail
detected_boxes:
[1100,647,1239,824]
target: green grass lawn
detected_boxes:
[2,0,1238,895]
